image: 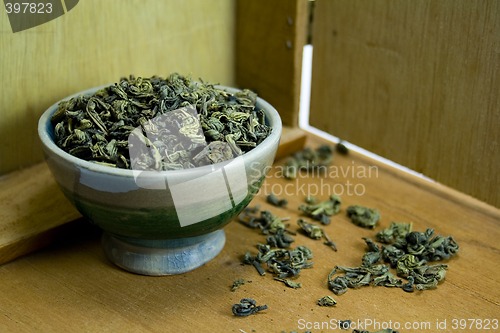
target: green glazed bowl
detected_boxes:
[38,86,282,275]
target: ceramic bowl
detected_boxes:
[38,86,282,275]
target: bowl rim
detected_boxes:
[38,84,282,177]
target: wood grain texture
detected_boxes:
[0,0,235,175]
[0,163,80,264]
[309,0,500,207]
[235,0,308,127]
[0,131,498,332]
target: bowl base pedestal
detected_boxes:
[102,230,225,276]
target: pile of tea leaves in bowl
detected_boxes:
[51,73,272,170]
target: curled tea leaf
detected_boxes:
[266,229,295,248]
[230,278,248,292]
[376,222,412,244]
[266,193,288,207]
[297,219,323,240]
[232,298,268,317]
[361,238,381,267]
[299,194,341,225]
[274,277,302,289]
[336,140,349,155]
[346,205,380,229]
[317,295,337,307]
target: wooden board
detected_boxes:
[0,0,235,176]
[275,127,307,160]
[0,127,306,265]
[0,163,81,265]
[309,0,500,207]
[235,0,308,127]
[0,131,498,332]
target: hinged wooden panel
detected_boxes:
[236,0,308,127]
[309,0,500,207]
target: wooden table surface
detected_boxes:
[1,133,498,333]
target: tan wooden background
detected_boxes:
[309,0,500,207]
[0,0,235,175]
[236,0,308,128]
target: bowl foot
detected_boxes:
[102,230,225,276]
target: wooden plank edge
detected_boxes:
[303,130,500,219]
[0,220,85,265]
[0,162,81,266]
[275,126,307,160]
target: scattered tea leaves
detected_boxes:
[243,245,313,279]
[283,145,334,179]
[238,208,289,236]
[328,223,459,296]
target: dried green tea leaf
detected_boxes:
[238,209,289,235]
[338,320,352,330]
[231,278,246,291]
[297,218,324,240]
[328,265,387,295]
[361,238,381,267]
[346,205,380,229]
[372,271,403,288]
[305,195,317,204]
[283,145,334,179]
[323,231,338,252]
[328,275,349,296]
[299,194,341,225]
[274,277,302,289]
[396,254,425,277]
[244,244,313,279]
[266,229,295,248]
[406,229,459,261]
[317,295,337,307]
[266,193,288,207]
[376,222,412,244]
[336,140,349,155]
[232,298,268,316]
